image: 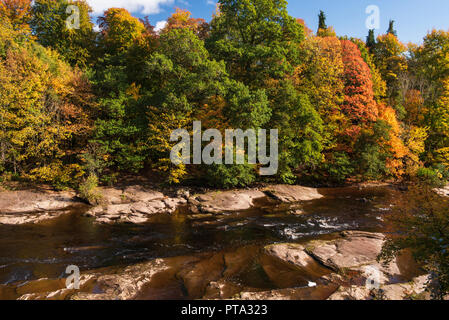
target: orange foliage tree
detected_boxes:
[341,40,378,129]
[0,0,31,34]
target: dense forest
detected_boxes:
[1,0,449,191]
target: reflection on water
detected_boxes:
[0,186,398,286]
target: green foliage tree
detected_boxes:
[30,0,95,68]
[387,20,397,37]
[366,29,376,52]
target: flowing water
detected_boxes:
[0,185,406,298]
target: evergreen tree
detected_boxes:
[366,29,376,52]
[387,20,397,37]
[318,10,327,32]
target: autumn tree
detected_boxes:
[0,0,32,34]
[373,33,407,114]
[341,40,378,125]
[295,36,346,181]
[409,30,449,169]
[351,37,386,103]
[30,0,95,68]
[97,8,146,55]
[0,22,94,187]
[164,8,208,38]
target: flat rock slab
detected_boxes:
[264,185,323,203]
[0,190,79,214]
[86,197,187,224]
[328,275,430,300]
[263,243,332,282]
[239,284,339,300]
[0,211,69,225]
[195,190,266,214]
[306,231,385,272]
[435,185,449,197]
[99,186,164,205]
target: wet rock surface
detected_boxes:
[0,189,80,215]
[190,190,266,214]
[0,189,84,225]
[0,184,324,225]
[1,231,427,301]
[86,197,187,224]
[264,185,323,203]
[0,185,432,300]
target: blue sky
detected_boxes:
[88,0,449,44]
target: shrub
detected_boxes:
[78,173,102,205]
[417,167,447,187]
[206,164,256,189]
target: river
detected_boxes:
[0,185,402,299]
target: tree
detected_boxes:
[207,0,305,85]
[0,0,32,34]
[351,37,387,102]
[143,28,270,186]
[0,22,94,187]
[341,40,379,125]
[97,8,146,55]
[373,33,407,112]
[366,29,376,52]
[295,36,345,164]
[316,10,335,37]
[164,8,208,38]
[386,20,397,37]
[30,0,95,68]
[409,30,449,168]
[318,10,327,32]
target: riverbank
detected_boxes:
[0,183,326,225]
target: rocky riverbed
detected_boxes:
[0,231,427,300]
[0,183,444,300]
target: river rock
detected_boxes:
[304,231,415,288]
[380,275,430,300]
[0,190,80,215]
[203,280,243,300]
[195,190,266,214]
[435,185,449,197]
[327,275,431,300]
[264,185,323,203]
[239,284,339,300]
[123,186,164,202]
[13,275,96,300]
[0,210,69,225]
[86,197,186,224]
[305,231,385,272]
[263,243,332,286]
[327,285,372,300]
[99,188,126,205]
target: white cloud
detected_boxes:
[87,0,174,15]
[154,20,167,32]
